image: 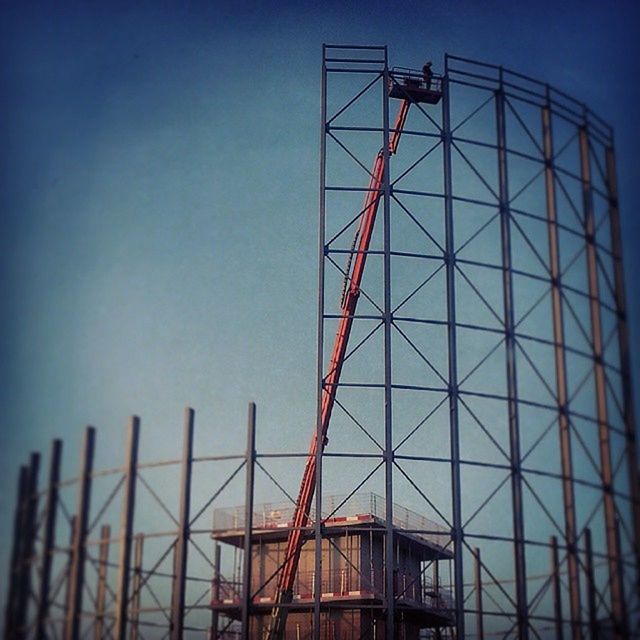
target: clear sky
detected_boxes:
[1,0,639,616]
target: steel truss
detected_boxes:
[3,408,262,640]
[3,47,638,640]
[312,46,638,639]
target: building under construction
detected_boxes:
[3,45,639,640]
[210,493,454,638]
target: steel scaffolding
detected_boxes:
[2,46,638,640]
[314,45,638,639]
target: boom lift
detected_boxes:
[264,67,441,639]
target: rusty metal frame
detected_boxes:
[542,99,582,638]
[604,147,640,585]
[579,124,627,637]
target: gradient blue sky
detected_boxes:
[1,0,639,606]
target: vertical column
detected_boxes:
[474,548,484,640]
[210,543,221,639]
[495,69,528,639]
[314,46,328,640]
[114,416,140,640]
[64,517,77,624]
[65,427,96,640]
[583,529,598,639]
[15,453,40,640]
[578,125,624,636]
[37,440,63,639]
[381,46,395,640]
[442,55,465,640]
[94,525,110,640]
[550,536,564,640]
[170,407,194,640]
[433,559,439,600]
[4,465,28,639]
[604,146,640,580]
[433,560,442,640]
[613,519,628,636]
[129,534,144,640]
[241,403,256,639]
[542,101,582,639]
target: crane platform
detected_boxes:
[389,67,443,104]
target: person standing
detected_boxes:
[422,61,433,90]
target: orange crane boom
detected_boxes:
[265,98,411,639]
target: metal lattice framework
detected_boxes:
[4,409,264,640]
[314,45,639,639]
[3,46,639,640]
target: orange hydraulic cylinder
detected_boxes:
[265,99,410,638]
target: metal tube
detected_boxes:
[170,407,194,640]
[605,146,640,584]
[64,516,78,634]
[65,427,95,640]
[433,558,439,599]
[550,536,564,640]
[129,534,144,640]
[15,453,40,640]
[210,542,221,639]
[442,56,465,640]
[241,403,257,639]
[578,126,624,635]
[95,525,110,640]
[583,529,598,640]
[382,46,395,640]
[4,465,28,639]
[542,102,582,639]
[37,440,63,640]
[474,548,484,640]
[612,519,628,637]
[433,560,442,640]
[114,416,140,640]
[313,43,328,640]
[496,70,528,639]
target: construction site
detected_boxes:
[3,45,639,639]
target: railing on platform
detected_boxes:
[212,492,450,548]
[390,66,443,94]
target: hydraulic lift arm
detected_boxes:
[265,98,411,639]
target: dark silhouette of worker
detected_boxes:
[422,61,433,90]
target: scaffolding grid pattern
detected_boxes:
[2,46,638,640]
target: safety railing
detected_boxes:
[390,66,443,95]
[212,492,450,549]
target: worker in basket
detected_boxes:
[423,61,433,90]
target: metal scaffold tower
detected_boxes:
[3,45,639,640]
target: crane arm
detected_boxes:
[265,98,411,639]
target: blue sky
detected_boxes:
[1,0,639,617]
